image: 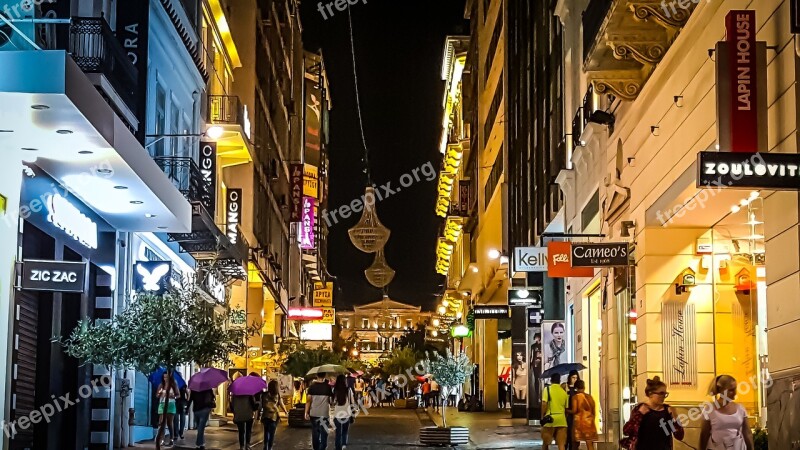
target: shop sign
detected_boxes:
[305,78,322,166]
[313,281,333,307]
[202,269,226,303]
[571,242,629,267]
[287,307,324,320]
[226,189,242,244]
[46,193,98,249]
[472,305,510,320]
[290,164,304,222]
[509,288,542,305]
[20,260,87,293]
[301,323,332,341]
[300,197,315,250]
[717,11,766,153]
[303,164,319,198]
[134,261,172,294]
[199,142,217,213]
[662,302,698,387]
[697,152,800,189]
[312,307,335,325]
[513,247,547,272]
[546,242,594,278]
[115,0,150,140]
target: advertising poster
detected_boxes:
[527,302,543,421]
[510,306,528,418]
[542,320,568,372]
[305,79,322,166]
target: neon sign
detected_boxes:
[46,194,98,249]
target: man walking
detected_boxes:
[354,376,365,406]
[429,378,440,413]
[541,373,569,450]
[305,373,333,450]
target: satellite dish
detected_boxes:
[0,14,13,48]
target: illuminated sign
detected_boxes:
[697,152,800,189]
[199,141,217,213]
[134,261,172,294]
[571,243,629,267]
[243,105,252,140]
[226,188,242,244]
[300,196,315,250]
[451,324,470,338]
[312,307,335,325]
[300,323,332,341]
[472,305,510,320]
[513,247,547,272]
[303,164,319,198]
[288,307,324,320]
[546,242,594,278]
[313,281,333,307]
[46,194,98,249]
[290,164,303,222]
[20,260,87,293]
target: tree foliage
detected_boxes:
[281,344,344,378]
[62,279,260,373]
[424,349,474,389]
[382,347,421,376]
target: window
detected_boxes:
[406,319,413,329]
[362,318,369,329]
[170,100,181,156]
[154,83,167,157]
[342,319,350,329]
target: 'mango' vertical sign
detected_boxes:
[716,10,766,153]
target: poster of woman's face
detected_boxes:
[542,321,568,371]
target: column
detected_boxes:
[483,319,499,412]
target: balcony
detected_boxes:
[155,156,248,279]
[582,0,696,101]
[207,94,253,163]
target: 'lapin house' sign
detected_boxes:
[696,10,800,190]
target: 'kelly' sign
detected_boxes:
[20,260,87,293]
[513,247,547,272]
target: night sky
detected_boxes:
[299,0,468,310]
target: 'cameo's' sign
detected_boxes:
[697,152,800,190]
[20,260,87,293]
[571,243,629,267]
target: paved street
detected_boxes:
[134,407,542,450]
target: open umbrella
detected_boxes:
[540,362,587,380]
[188,368,228,392]
[229,375,266,396]
[149,368,186,389]
[306,364,348,377]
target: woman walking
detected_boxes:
[155,372,179,449]
[569,380,598,450]
[261,380,288,450]
[230,392,258,450]
[563,370,580,450]
[700,375,754,450]
[332,374,356,450]
[621,376,684,450]
[188,388,216,450]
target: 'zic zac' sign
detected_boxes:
[21,260,87,293]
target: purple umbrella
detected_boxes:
[188,368,228,392]
[229,375,266,396]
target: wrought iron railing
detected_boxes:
[208,95,246,128]
[68,17,139,116]
[153,156,214,212]
[582,0,613,63]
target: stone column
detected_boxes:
[483,319,499,412]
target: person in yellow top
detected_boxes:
[292,380,307,407]
[541,373,570,450]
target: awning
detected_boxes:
[0,51,191,232]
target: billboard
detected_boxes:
[305,78,322,166]
[290,164,304,222]
[300,197,316,249]
[542,320,568,372]
[313,282,333,307]
[301,323,332,341]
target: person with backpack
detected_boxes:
[261,380,288,450]
[188,388,216,450]
[621,376,684,450]
[331,374,356,450]
[230,392,258,450]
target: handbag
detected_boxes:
[541,386,554,425]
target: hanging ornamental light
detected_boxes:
[365,248,395,288]
[348,187,391,253]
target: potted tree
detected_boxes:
[419,350,474,446]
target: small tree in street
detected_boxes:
[424,349,474,428]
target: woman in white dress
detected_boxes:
[700,375,754,450]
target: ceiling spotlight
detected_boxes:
[97,168,113,175]
[749,191,759,200]
[145,213,157,218]
[739,199,749,207]
[438,306,446,314]
[21,148,38,151]
[0,130,13,133]
[56,129,73,135]
[130,200,144,205]
[517,289,529,298]
[114,185,128,190]
[471,266,478,273]
[442,299,449,307]
[206,126,224,140]
[158,226,169,230]
[31,104,50,110]
[488,249,501,260]
[731,205,741,213]
[78,150,94,155]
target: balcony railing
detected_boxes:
[582,0,613,63]
[208,95,246,129]
[153,156,214,213]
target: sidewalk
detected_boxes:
[424,407,542,449]
[132,422,263,450]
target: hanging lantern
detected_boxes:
[348,187,391,253]
[365,249,395,288]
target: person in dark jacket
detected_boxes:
[173,386,189,441]
[188,389,216,450]
[230,393,258,450]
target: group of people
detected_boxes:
[304,372,359,450]
[540,371,756,450]
[419,377,441,411]
[153,372,218,450]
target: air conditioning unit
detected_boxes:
[0,1,36,50]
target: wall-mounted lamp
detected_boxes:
[587,110,616,127]
[651,126,660,137]
[674,96,684,108]
[627,157,636,167]
[620,220,636,238]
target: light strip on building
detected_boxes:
[209,0,242,68]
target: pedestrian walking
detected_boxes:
[429,378,440,412]
[155,372,179,449]
[541,373,569,450]
[699,375,754,450]
[421,379,431,409]
[498,377,508,409]
[173,386,188,441]
[568,380,598,450]
[230,392,258,450]
[261,380,288,450]
[332,374,356,450]
[305,372,333,450]
[292,380,306,407]
[621,376,684,450]
[354,376,365,405]
[563,370,580,450]
[187,388,216,450]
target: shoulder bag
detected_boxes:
[541,386,554,425]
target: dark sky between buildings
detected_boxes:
[299,0,468,310]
